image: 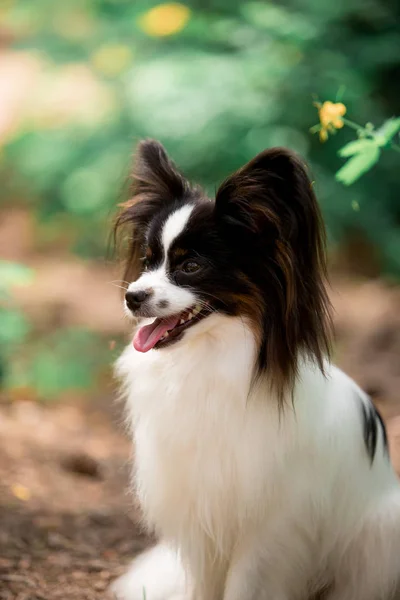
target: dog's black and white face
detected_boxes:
[124,200,232,352]
[115,140,332,397]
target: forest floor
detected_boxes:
[0,395,150,600]
[1,234,400,599]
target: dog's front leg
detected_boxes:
[223,527,312,600]
[187,546,228,600]
[191,576,225,600]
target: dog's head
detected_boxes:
[115,140,332,397]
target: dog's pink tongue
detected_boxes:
[133,314,181,352]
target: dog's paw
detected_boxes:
[110,543,189,600]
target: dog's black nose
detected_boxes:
[125,290,152,311]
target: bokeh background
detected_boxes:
[0,1,399,598]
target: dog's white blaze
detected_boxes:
[126,205,196,316]
[161,205,194,257]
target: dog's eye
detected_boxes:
[141,257,150,271]
[181,260,201,274]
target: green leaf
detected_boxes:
[338,139,379,158]
[376,118,400,144]
[336,145,381,185]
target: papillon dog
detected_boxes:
[112,140,400,600]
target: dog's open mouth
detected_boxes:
[133,304,210,353]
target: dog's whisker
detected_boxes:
[197,292,229,308]
[112,279,131,286]
[110,282,129,291]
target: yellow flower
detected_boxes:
[319,128,328,142]
[319,101,346,128]
[315,101,347,141]
[138,3,190,37]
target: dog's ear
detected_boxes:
[215,148,332,400]
[215,147,318,243]
[215,147,326,288]
[114,140,190,283]
[131,139,190,202]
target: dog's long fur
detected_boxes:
[112,140,400,600]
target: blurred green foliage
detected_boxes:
[1,0,399,269]
[0,261,33,385]
[0,0,399,398]
[8,327,112,398]
[0,261,114,398]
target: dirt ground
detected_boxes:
[2,368,400,600]
[1,219,400,599]
[0,395,151,599]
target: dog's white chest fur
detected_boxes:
[116,314,400,600]
[118,317,266,546]
[118,316,334,550]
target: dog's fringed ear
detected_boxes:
[215,147,332,401]
[214,147,328,289]
[215,147,318,240]
[114,140,190,283]
[131,139,190,202]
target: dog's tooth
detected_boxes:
[164,331,169,338]
[180,319,185,325]
[188,313,193,320]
